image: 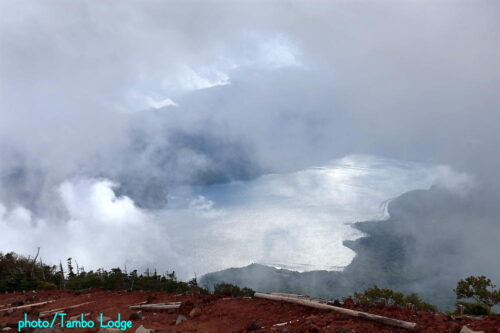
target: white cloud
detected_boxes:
[174,66,230,91]
[257,34,301,69]
[431,165,475,196]
[147,97,178,109]
[59,179,145,224]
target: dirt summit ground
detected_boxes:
[0,290,498,333]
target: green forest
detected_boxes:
[0,251,253,297]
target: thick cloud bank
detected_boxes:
[0,0,498,288]
[0,155,470,278]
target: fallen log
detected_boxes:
[270,292,331,304]
[254,292,417,330]
[451,314,483,321]
[69,312,91,321]
[272,319,299,327]
[0,300,55,312]
[39,301,95,318]
[129,302,182,310]
[270,292,305,298]
[460,326,484,333]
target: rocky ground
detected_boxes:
[0,290,498,333]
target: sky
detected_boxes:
[0,0,498,279]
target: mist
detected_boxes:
[0,0,498,299]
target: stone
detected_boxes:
[305,315,319,325]
[134,325,154,333]
[175,314,187,325]
[32,328,64,333]
[189,307,201,318]
[97,328,121,333]
[96,316,112,323]
[460,326,484,333]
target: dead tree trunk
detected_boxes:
[129,302,182,310]
[254,293,417,330]
[0,300,55,313]
[39,257,45,281]
[39,302,95,318]
[30,247,40,279]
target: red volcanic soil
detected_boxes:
[0,290,498,332]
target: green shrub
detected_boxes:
[353,285,437,312]
[454,276,500,314]
[213,283,255,297]
[456,301,489,315]
[36,280,57,290]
